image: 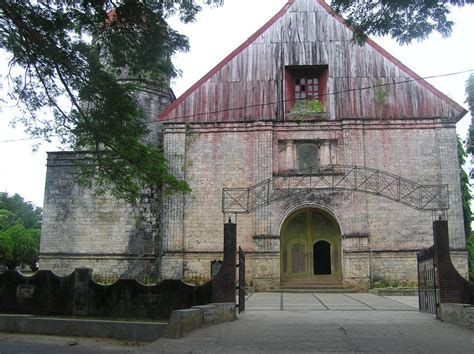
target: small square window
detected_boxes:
[285,65,328,114]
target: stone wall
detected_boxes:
[40,88,173,277]
[40,152,160,277]
[0,269,212,319]
[161,118,468,290]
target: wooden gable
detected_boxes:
[159,0,467,123]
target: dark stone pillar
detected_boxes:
[433,220,472,304]
[212,221,237,303]
[73,267,92,316]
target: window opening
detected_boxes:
[285,65,328,113]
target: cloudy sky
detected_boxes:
[0,0,473,207]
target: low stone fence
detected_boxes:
[439,303,474,329]
[0,268,212,320]
[166,303,237,338]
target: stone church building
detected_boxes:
[40,0,468,290]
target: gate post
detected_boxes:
[212,219,237,303]
[433,219,472,305]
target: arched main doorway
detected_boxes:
[280,208,341,286]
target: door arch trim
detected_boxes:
[277,202,343,237]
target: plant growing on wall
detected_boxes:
[291,99,325,115]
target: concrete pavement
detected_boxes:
[0,294,472,353]
[143,293,473,353]
[244,293,418,311]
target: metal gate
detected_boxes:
[237,246,245,313]
[417,246,439,315]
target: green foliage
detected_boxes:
[0,192,42,230]
[136,274,160,285]
[291,99,325,114]
[469,231,474,281]
[0,1,222,204]
[466,74,474,155]
[0,193,41,269]
[0,209,16,232]
[457,136,472,238]
[465,73,474,281]
[92,273,120,285]
[2,224,38,267]
[372,279,417,289]
[0,232,13,264]
[330,0,474,44]
[374,88,388,104]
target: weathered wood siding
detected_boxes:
[160,0,464,123]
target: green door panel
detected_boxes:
[281,208,341,280]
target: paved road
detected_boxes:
[0,294,472,353]
[144,294,473,353]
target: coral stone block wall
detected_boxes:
[160,119,468,290]
[40,152,160,277]
[40,91,172,277]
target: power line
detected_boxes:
[0,136,59,143]
[158,68,474,122]
[1,68,472,143]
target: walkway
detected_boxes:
[145,293,473,353]
[245,292,418,311]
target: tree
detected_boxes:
[0,232,13,265]
[466,74,474,159]
[0,192,42,230]
[457,135,472,234]
[464,73,474,280]
[1,224,38,269]
[0,193,42,270]
[0,1,222,204]
[330,0,474,44]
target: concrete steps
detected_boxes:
[268,288,357,293]
[269,283,357,293]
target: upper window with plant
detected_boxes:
[285,65,329,116]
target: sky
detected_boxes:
[0,0,473,208]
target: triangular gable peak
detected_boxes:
[160,0,467,123]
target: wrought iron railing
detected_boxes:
[222,165,449,214]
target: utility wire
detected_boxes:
[1,68,473,143]
[158,68,474,122]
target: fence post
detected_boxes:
[212,219,237,303]
[433,219,472,305]
[238,247,246,313]
[73,267,92,316]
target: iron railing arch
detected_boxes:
[222,165,449,214]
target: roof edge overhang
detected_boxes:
[159,0,296,121]
[159,0,468,123]
[315,0,468,122]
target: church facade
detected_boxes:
[40,0,468,291]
